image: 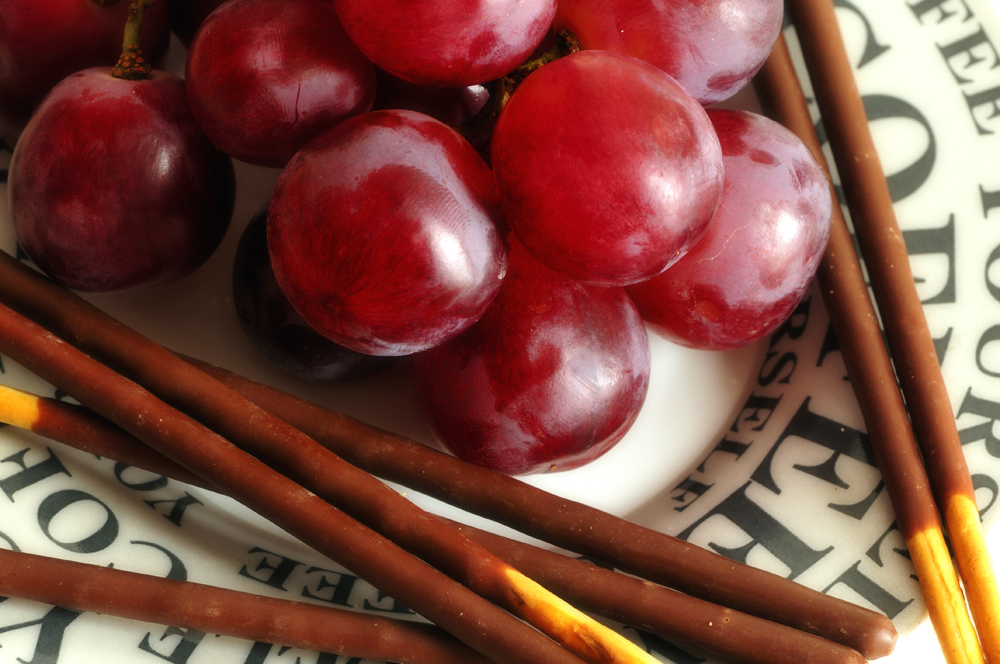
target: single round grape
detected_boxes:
[626,109,833,350]
[412,240,651,476]
[553,0,783,105]
[267,109,507,357]
[233,206,395,381]
[185,0,376,168]
[8,68,235,293]
[333,0,557,87]
[491,49,724,286]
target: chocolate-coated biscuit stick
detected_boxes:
[783,5,1000,659]
[0,382,868,664]
[0,384,207,488]
[0,301,601,664]
[189,354,899,659]
[0,261,656,664]
[447,520,867,664]
[0,547,493,664]
[0,250,897,659]
[755,20,988,664]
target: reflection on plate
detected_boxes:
[1,2,1000,663]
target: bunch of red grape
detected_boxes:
[0,0,832,475]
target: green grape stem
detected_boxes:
[112,0,156,80]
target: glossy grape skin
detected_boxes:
[0,0,169,145]
[267,109,507,357]
[8,68,235,293]
[491,50,724,287]
[185,0,376,168]
[333,0,557,87]
[626,109,832,350]
[412,240,651,476]
[553,0,783,105]
[233,207,394,381]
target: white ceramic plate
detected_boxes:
[1,2,1000,663]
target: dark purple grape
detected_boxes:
[372,68,488,129]
[0,0,169,145]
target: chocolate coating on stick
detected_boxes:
[447,520,867,664]
[754,29,981,664]
[0,548,493,664]
[0,251,896,658]
[187,356,899,660]
[783,2,1000,660]
[787,0,976,506]
[0,254,653,664]
[6,386,866,664]
[752,28,941,564]
[0,300,588,664]
[784,0,975,530]
[32,396,208,488]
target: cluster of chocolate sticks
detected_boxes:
[757,2,1000,663]
[0,1,994,662]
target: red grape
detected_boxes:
[412,239,650,476]
[0,0,169,145]
[8,68,235,293]
[552,0,783,105]
[267,109,507,357]
[627,109,832,350]
[185,0,376,168]
[491,49,724,286]
[333,0,557,87]
[233,206,394,381]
